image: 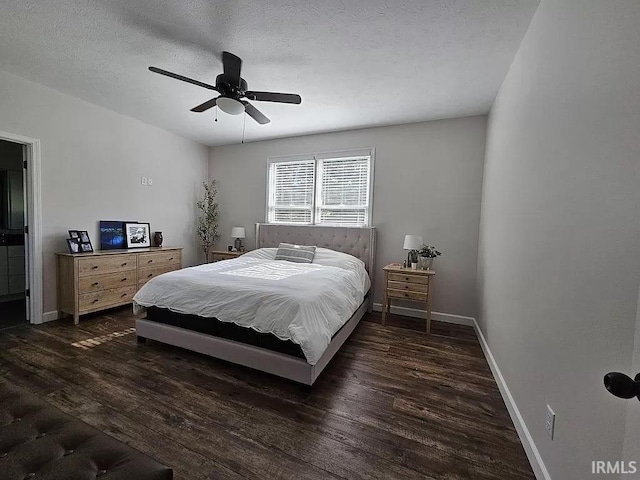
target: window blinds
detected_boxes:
[267,151,372,226]
[315,156,370,226]
[267,160,315,224]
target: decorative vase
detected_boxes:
[419,256,434,270]
[153,231,163,247]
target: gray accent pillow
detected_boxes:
[274,243,317,263]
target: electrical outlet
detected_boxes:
[546,404,556,439]
[141,176,147,186]
[148,178,153,186]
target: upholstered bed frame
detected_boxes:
[135,223,376,385]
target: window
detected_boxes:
[267,149,373,226]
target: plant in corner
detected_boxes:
[196,180,220,261]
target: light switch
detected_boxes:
[148,178,153,186]
[141,176,147,186]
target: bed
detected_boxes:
[134,224,376,385]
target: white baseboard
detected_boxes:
[372,303,475,326]
[472,319,551,480]
[41,310,60,323]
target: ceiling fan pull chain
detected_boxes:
[241,112,246,144]
[215,106,218,123]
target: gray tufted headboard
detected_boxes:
[255,223,376,301]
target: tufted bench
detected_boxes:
[0,380,172,480]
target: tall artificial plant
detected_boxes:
[196,180,220,260]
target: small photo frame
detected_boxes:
[67,238,80,254]
[78,230,91,244]
[80,242,93,253]
[125,222,151,248]
[68,230,80,239]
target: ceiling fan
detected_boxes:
[149,52,302,125]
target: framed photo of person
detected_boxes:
[78,230,91,244]
[66,238,80,254]
[125,222,151,248]
[68,230,80,240]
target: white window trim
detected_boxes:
[265,148,375,227]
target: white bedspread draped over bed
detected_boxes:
[132,248,370,365]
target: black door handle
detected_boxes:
[604,372,640,400]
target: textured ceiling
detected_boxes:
[0,0,539,146]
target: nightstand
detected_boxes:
[382,264,435,333]
[209,250,244,263]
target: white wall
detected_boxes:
[0,69,209,317]
[477,1,640,478]
[210,116,487,319]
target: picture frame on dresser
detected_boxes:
[66,238,80,254]
[125,222,151,248]
[100,220,137,250]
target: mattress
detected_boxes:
[145,306,306,359]
[133,248,370,365]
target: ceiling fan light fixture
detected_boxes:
[217,96,245,115]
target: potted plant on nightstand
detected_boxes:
[418,244,441,270]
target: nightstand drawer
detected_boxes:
[387,289,428,301]
[388,272,429,284]
[388,281,428,293]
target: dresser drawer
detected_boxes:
[79,286,137,312]
[137,251,181,269]
[388,272,429,285]
[387,289,428,301]
[138,265,177,286]
[79,270,137,293]
[78,254,137,277]
[388,280,428,293]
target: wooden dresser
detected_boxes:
[382,264,435,333]
[56,247,182,324]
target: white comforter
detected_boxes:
[133,248,370,365]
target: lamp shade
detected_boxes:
[231,227,245,239]
[403,234,423,250]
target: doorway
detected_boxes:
[0,131,42,325]
[0,140,26,329]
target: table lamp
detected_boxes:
[231,227,245,252]
[403,234,423,268]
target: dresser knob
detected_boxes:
[92,266,98,270]
[148,260,153,263]
[121,262,128,266]
[92,282,99,287]
[121,293,127,298]
[92,299,99,304]
[169,257,174,261]
[404,293,408,297]
[122,278,127,282]
[147,273,153,278]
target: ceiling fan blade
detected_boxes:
[242,101,270,125]
[245,91,302,104]
[190,97,219,112]
[222,51,242,87]
[149,66,217,91]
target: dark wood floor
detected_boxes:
[0,308,534,480]
[0,298,27,330]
